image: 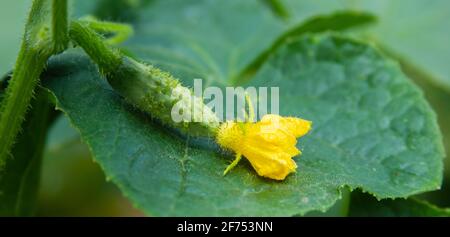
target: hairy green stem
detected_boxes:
[12,89,52,216]
[79,16,134,45]
[52,0,69,53]
[0,51,47,167]
[0,88,54,216]
[69,20,122,74]
[0,0,68,168]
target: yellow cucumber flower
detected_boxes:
[216,114,312,180]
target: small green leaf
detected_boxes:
[349,191,450,217]
[43,33,443,216]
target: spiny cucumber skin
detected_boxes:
[107,56,220,137]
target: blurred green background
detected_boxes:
[0,0,449,216]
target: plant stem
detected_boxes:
[0,49,48,168]
[0,0,68,168]
[0,88,54,216]
[52,0,69,53]
[340,188,351,216]
[69,20,122,74]
[78,16,134,45]
[261,0,290,20]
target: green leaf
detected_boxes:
[247,34,444,199]
[124,0,285,85]
[349,191,450,217]
[302,188,351,217]
[124,0,373,86]
[402,56,450,207]
[355,0,450,93]
[277,0,349,23]
[234,11,376,84]
[283,0,450,93]
[401,58,450,178]
[39,132,136,217]
[0,88,54,216]
[42,33,444,216]
[45,115,81,151]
